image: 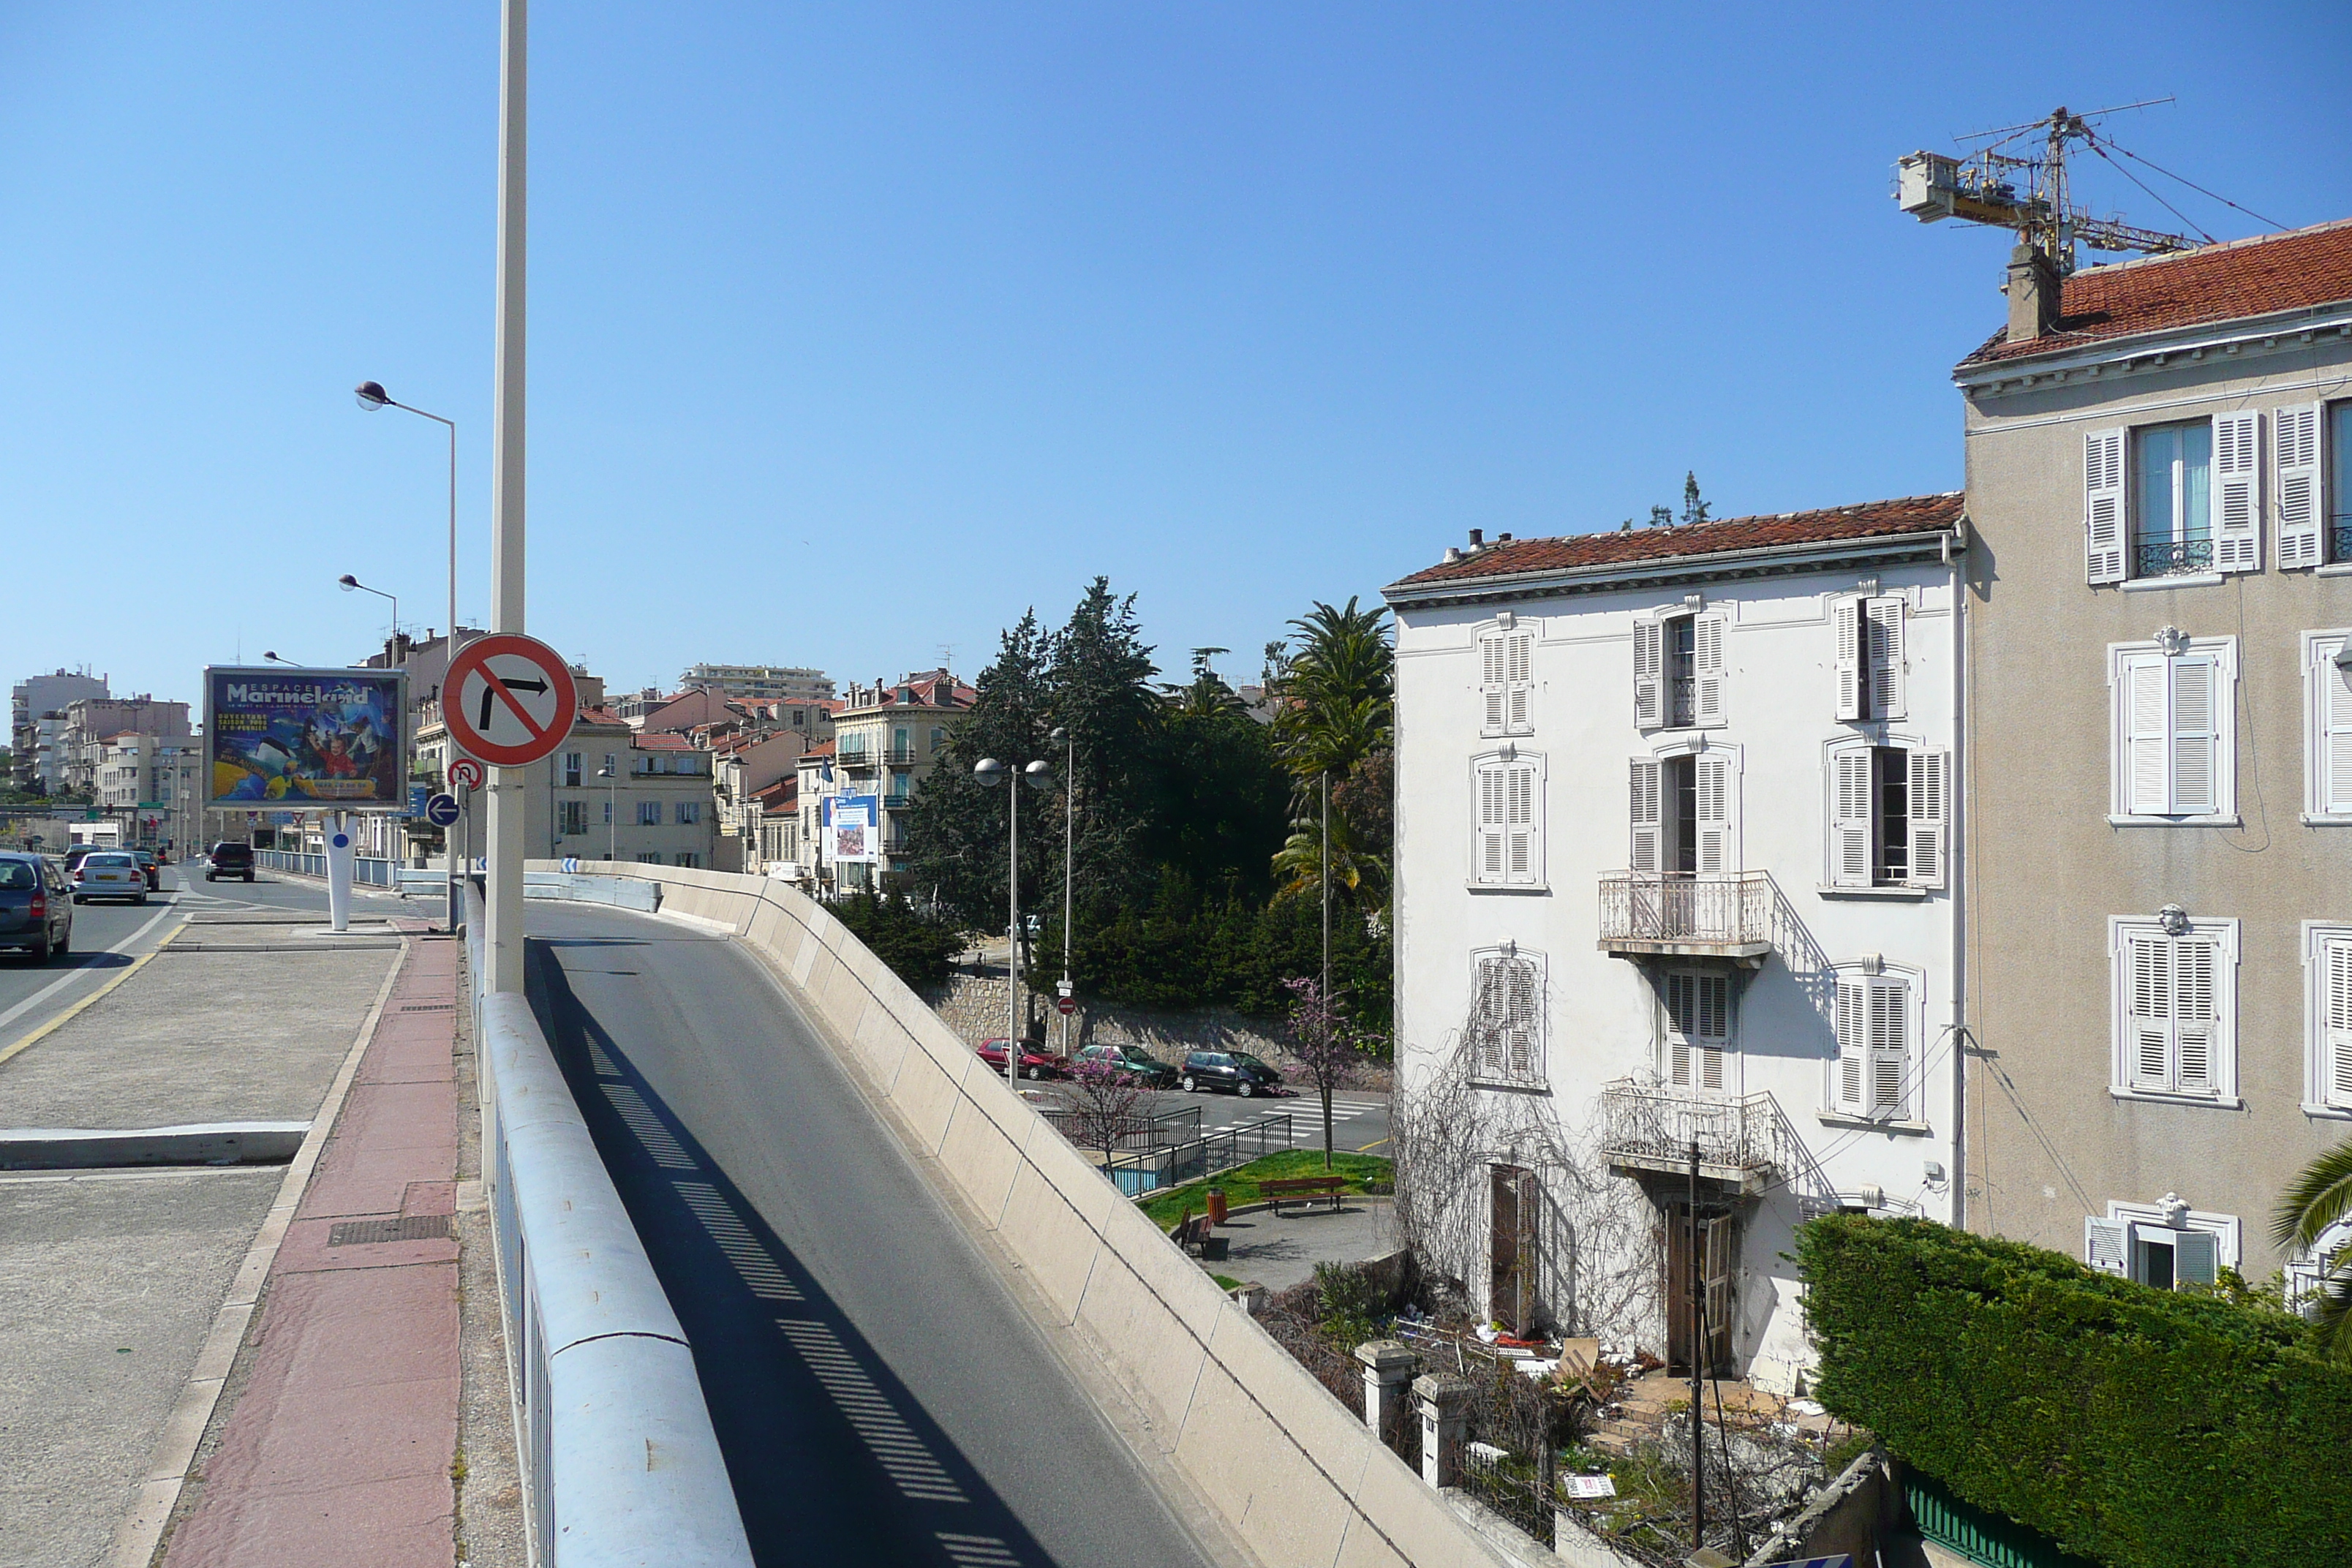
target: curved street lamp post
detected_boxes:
[974,754,1053,1090]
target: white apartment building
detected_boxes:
[679,663,835,704]
[1385,495,1967,1390]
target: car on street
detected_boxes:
[1071,1042,1180,1088]
[72,851,146,904]
[0,853,72,961]
[130,849,161,889]
[63,844,106,875]
[1179,1049,1283,1097]
[206,841,256,883]
[976,1037,1066,1081]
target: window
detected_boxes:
[2110,916,2238,1102]
[1471,753,1542,886]
[2274,402,2329,569]
[2304,632,2352,822]
[1633,611,1725,729]
[2085,1202,2236,1287]
[1832,595,1906,721]
[558,801,586,837]
[1831,966,1915,1120]
[1825,742,1945,889]
[1663,969,1731,1090]
[1479,623,1534,736]
[564,753,582,788]
[636,852,663,864]
[1469,946,1545,1082]
[676,801,701,825]
[2086,419,2258,584]
[675,852,700,868]
[1630,750,1736,875]
[2304,924,2352,1115]
[930,727,946,751]
[603,799,612,826]
[637,800,661,826]
[2110,637,2236,821]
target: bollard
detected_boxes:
[1413,1373,1473,1488]
[1354,1340,1420,1435]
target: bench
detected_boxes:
[1170,1210,1229,1262]
[1260,1175,1349,1215]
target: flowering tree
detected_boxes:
[1060,1054,1156,1175]
[1284,976,1380,1170]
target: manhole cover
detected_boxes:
[328,1215,454,1247]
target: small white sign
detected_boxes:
[1562,1474,1617,1500]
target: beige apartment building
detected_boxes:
[797,671,973,891]
[1962,221,2352,1296]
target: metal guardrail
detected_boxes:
[1104,1112,1295,1196]
[253,848,396,886]
[1597,870,1773,947]
[464,885,752,1567]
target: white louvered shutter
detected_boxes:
[1869,976,1910,1119]
[1505,761,1538,884]
[1477,763,1507,882]
[1866,598,1906,720]
[1633,619,1664,728]
[1695,753,1733,875]
[1474,957,1506,1077]
[1504,959,1539,1078]
[2173,938,2217,1094]
[2085,428,2127,584]
[2172,1229,2219,1288]
[1833,976,1868,1113]
[1505,630,1533,734]
[1480,633,1507,734]
[2323,939,2352,1108]
[1832,598,1863,720]
[2170,656,2220,815]
[2318,641,2352,815]
[1669,971,1730,1090]
[1629,759,1662,875]
[1694,614,1727,725]
[1830,748,1872,887]
[2084,1217,2128,1275]
[2211,411,2261,571]
[1667,971,1695,1087]
[2122,655,2171,815]
[2275,404,2323,569]
[1906,750,1947,889]
[2126,934,2174,1090]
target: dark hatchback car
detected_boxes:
[1072,1042,1180,1089]
[0,853,72,961]
[1179,1049,1282,1097]
[206,841,256,883]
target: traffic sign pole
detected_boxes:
[487,0,529,993]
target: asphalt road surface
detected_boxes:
[1176,1089,1391,1153]
[526,899,1219,1568]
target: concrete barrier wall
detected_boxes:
[537,859,1499,1568]
[467,888,753,1568]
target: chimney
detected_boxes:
[2005,243,2060,343]
[1467,528,1484,550]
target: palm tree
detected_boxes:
[2273,1139,2352,1361]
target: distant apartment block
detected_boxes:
[12,668,109,789]
[680,663,835,704]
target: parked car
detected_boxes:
[72,851,146,904]
[130,849,161,890]
[0,853,72,960]
[976,1037,1065,1081]
[1071,1042,1180,1088]
[1179,1049,1282,1097]
[206,841,255,883]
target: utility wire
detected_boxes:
[2091,134,2288,233]
[2084,139,2217,245]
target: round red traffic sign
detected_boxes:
[442,634,579,768]
[1055,995,1077,1016]
[448,756,486,792]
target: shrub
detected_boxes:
[829,892,960,989]
[1798,1215,2352,1568]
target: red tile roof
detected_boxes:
[1390,494,1965,589]
[1963,217,2352,366]
[631,733,696,752]
[801,741,837,759]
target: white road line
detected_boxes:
[0,901,182,1035]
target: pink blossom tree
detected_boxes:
[1284,976,1382,1170]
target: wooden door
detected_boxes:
[1665,1205,1738,1376]
[1489,1166,1537,1338]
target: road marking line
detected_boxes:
[0,913,188,1069]
[0,900,181,1036]
[1354,1137,1392,1153]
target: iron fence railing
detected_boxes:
[2333,521,2352,566]
[1105,1113,1294,1196]
[254,848,396,886]
[1596,1079,1784,1176]
[2133,535,2214,578]
[1036,1102,1203,1153]
[1597,871,1773,947]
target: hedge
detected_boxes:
[1797,1215,2352,1568]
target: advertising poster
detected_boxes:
[205,666,407,809]
[826,793,878,864]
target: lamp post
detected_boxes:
[974,754,1052,1090]
[598,760,617,862]
[261,651,309,666]
[1048,725,1074,1058]
[337,574,402,660]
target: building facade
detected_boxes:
[1386,497,1967,1390]
[679,663,835,704]
[12,669,109,790]
[1961,220,2352,1296]
[823,671,973,892]
[61,696,189,794]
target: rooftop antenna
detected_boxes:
[1895,101,2201,275]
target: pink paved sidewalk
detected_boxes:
[164,933,464,1568]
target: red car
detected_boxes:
[976,1038,1065,1081]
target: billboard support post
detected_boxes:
[325,811,355,932]
[486,0,529,995]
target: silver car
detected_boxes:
[72,851,147,904]
[0,853,72,960]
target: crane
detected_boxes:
[1896,102,2200,276]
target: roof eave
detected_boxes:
[1384,525,1966,609]
[1955,300,2352,388]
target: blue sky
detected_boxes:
[4,3,2348,708]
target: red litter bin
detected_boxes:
[1205,1188,1229,1226]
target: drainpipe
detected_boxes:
[1948,526,1969,1232]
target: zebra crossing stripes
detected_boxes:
[601,1082,697,1169]
[674,1180,804,1302]
[776,1319,970,1505]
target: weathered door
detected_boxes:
[1489,1166,1539,1337]
[1665,1205,1738,1375]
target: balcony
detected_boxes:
[883,746,918,764]
[1597,871,1774,965]
[2133,535,2214,579]
[1596,1079,1787,1196]
[2334,522,2352,566]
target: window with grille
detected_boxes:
[1471,753,1542,886]
[1663,969,1731,1091]
[2111,918,2237,1101]
[1831,968,1914,1120]
[1633,611,1725,730]
[2110,638,2236,821]
[1469,947,1545,1082]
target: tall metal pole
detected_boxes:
[1061,729,1074,1058]
[444,414,459,929]
[485,0,529,993]
[1321,769,1331,1006]
[1688,1137,1704,1553]
[1006,766,1021,1090]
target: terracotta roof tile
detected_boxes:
[631,733,696,751]
[1961,217,2352,366]
[1390,493,1965,590]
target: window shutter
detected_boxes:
[2275,404,2323,569]
[1694,614,1726,724]
[2324,939,2352,1107]
[1505,761,1539,883]
[1629,759,1662,875]
[1906,749,1948,889]
[2211,411,2261,571]
[1667,972,1694,1087]
[1504,960,1539,1077]
[1697,973,1729,1090]
[1633,619,1663,728]
[1476,764,1507,882]
[2169,656,2220,815]
[2173,1229,2220,1289]
[1866,598,1906,719]
[2319,641,2352,815]
[1695,753,1733,875]
[1869,977,1910,1119]
[1832,598,1863,720]
[2122,655,2171,815]
[1830,748,1872,887]
[1666,972,1728,1090]
[2125,935,2174,1090]
[2084,428,2127,584]
[1834,976,1867,1113]
[1474,957,1506,1077]
[1480,633,1507,735]
[2084,1217,2129,1275]
[1505,630,1534,734]
[2173,938,2217,1093]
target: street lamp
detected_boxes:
[597,761,618,862]
[1048,725,1075,1058]
[261,651,307,666]
[974,754,1052,1090]
[355,382,462,673]
[337,575,401,660]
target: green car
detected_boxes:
[1072,1042,1180,1088]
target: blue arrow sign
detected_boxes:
[425,794,461,828]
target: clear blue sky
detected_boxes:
[5,3,2348,709]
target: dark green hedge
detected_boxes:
[1798,1215,2352,1568]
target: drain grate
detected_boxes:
[397,1003,457,1013]
[328,1215,454,1246]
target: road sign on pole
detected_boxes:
[448,756,486,793]
[425,794,461,828]
[442,634,578,768]
[1055,994,1076,1017]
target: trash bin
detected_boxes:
[1206,1187,1229,1225]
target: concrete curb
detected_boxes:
[0,1121,309,1170]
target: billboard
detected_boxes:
[204,666,407,810]
[823,793,878,864]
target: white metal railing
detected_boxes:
[252,848,396,886]
[1597,870,1774,947]
[1595,1078,1785,1176]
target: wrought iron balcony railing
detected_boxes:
[1596,1079,1790,1196]
[1597,871,1774,961]
[2133,535,2214,578]
[2333,521,2352,567]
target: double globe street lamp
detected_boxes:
[973,753,1052,1090]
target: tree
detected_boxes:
[1060,1054,1156,1176]
[2274,1137,2352,1361]
[1681,471,1712,527]
[1283,976,1379,1170]
[1046,578,1164,915]
[829,891,962,990]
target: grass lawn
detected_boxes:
[1139,1150,1393,1231]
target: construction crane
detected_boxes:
[1896,102,2200,276]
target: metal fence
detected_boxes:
[254,848,396,886]
[1596,871,1773,946]
[1104,1113,1294,1196]
[1035,1102,1203,1153]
